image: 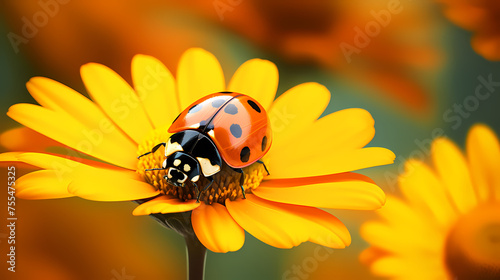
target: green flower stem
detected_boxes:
[143,208,207,280]
[185,234,207,280]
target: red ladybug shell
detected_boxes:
[169,92,272,168]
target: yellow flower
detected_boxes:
[0,48,394,253]
[361,124,500,279]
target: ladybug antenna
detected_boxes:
[137,142,167,159]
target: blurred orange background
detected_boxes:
[0,0,499,279]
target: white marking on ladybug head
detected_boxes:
[177,176,187,184]
[165,139,183,157]
[173,159,181,166]
[162,159,167,168]
[191,175,199,182]
[167,168,187,184]
[207,130,215,138]
[188,123,200,129]
[184,164,191,172]
[196,157,221,177]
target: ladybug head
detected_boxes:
[163,152,200,187]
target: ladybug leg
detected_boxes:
[240,170,246,199]
[192,182,200,200]
[145,168,166,171]
[256,160,270,175]
[197,176,214,203]
[231,168,247,199]
[137,142,167,159]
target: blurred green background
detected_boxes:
[0,1,499,279]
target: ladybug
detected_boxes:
[139,92,272,202]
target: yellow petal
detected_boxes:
[132,55,180,128]
[0,127,62,152]
[132,196,200,216]
[0,152,92,180]
[227,59,278,110]
[432,137,477,214]
[7,104,137,169]
[176,48,225,109]
[466,124,500,201]
[268,108,375,162]
[26,77,136,150]
[26,77,138,164]
[226,195,350,249]
[399,159,457,228]
[192,203,245,253]
[10,152,84,170]
[375,196,430,229]
[8,152,135,181]
[268,82,330,149]
[308,108,374,151]
[80,63,154,144]
[68,168,159,201]
[0,152,23,162]
[371,256,446,278]
[267,147,395,179]
[253,173,385,210]
[361,221,441,257]
[359,247,389,266]
[16,170,74,199]
[362,196,444,251]
[1,152,154,201]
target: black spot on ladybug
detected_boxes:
[212,99,225,108]
[189,104,202,114]
[224,104,238,115]
[199,120,215,132]
[247,100,261,113]
[220,91,234,94]
[261,136,268,151]
[240,147,251,162]
[230,124,242,138]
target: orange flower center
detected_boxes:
[136,128,267,204]
[444,203,500,279]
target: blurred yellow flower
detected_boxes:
[0,48,395,253]
[361,124,500,279]
[440,0,500,60]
